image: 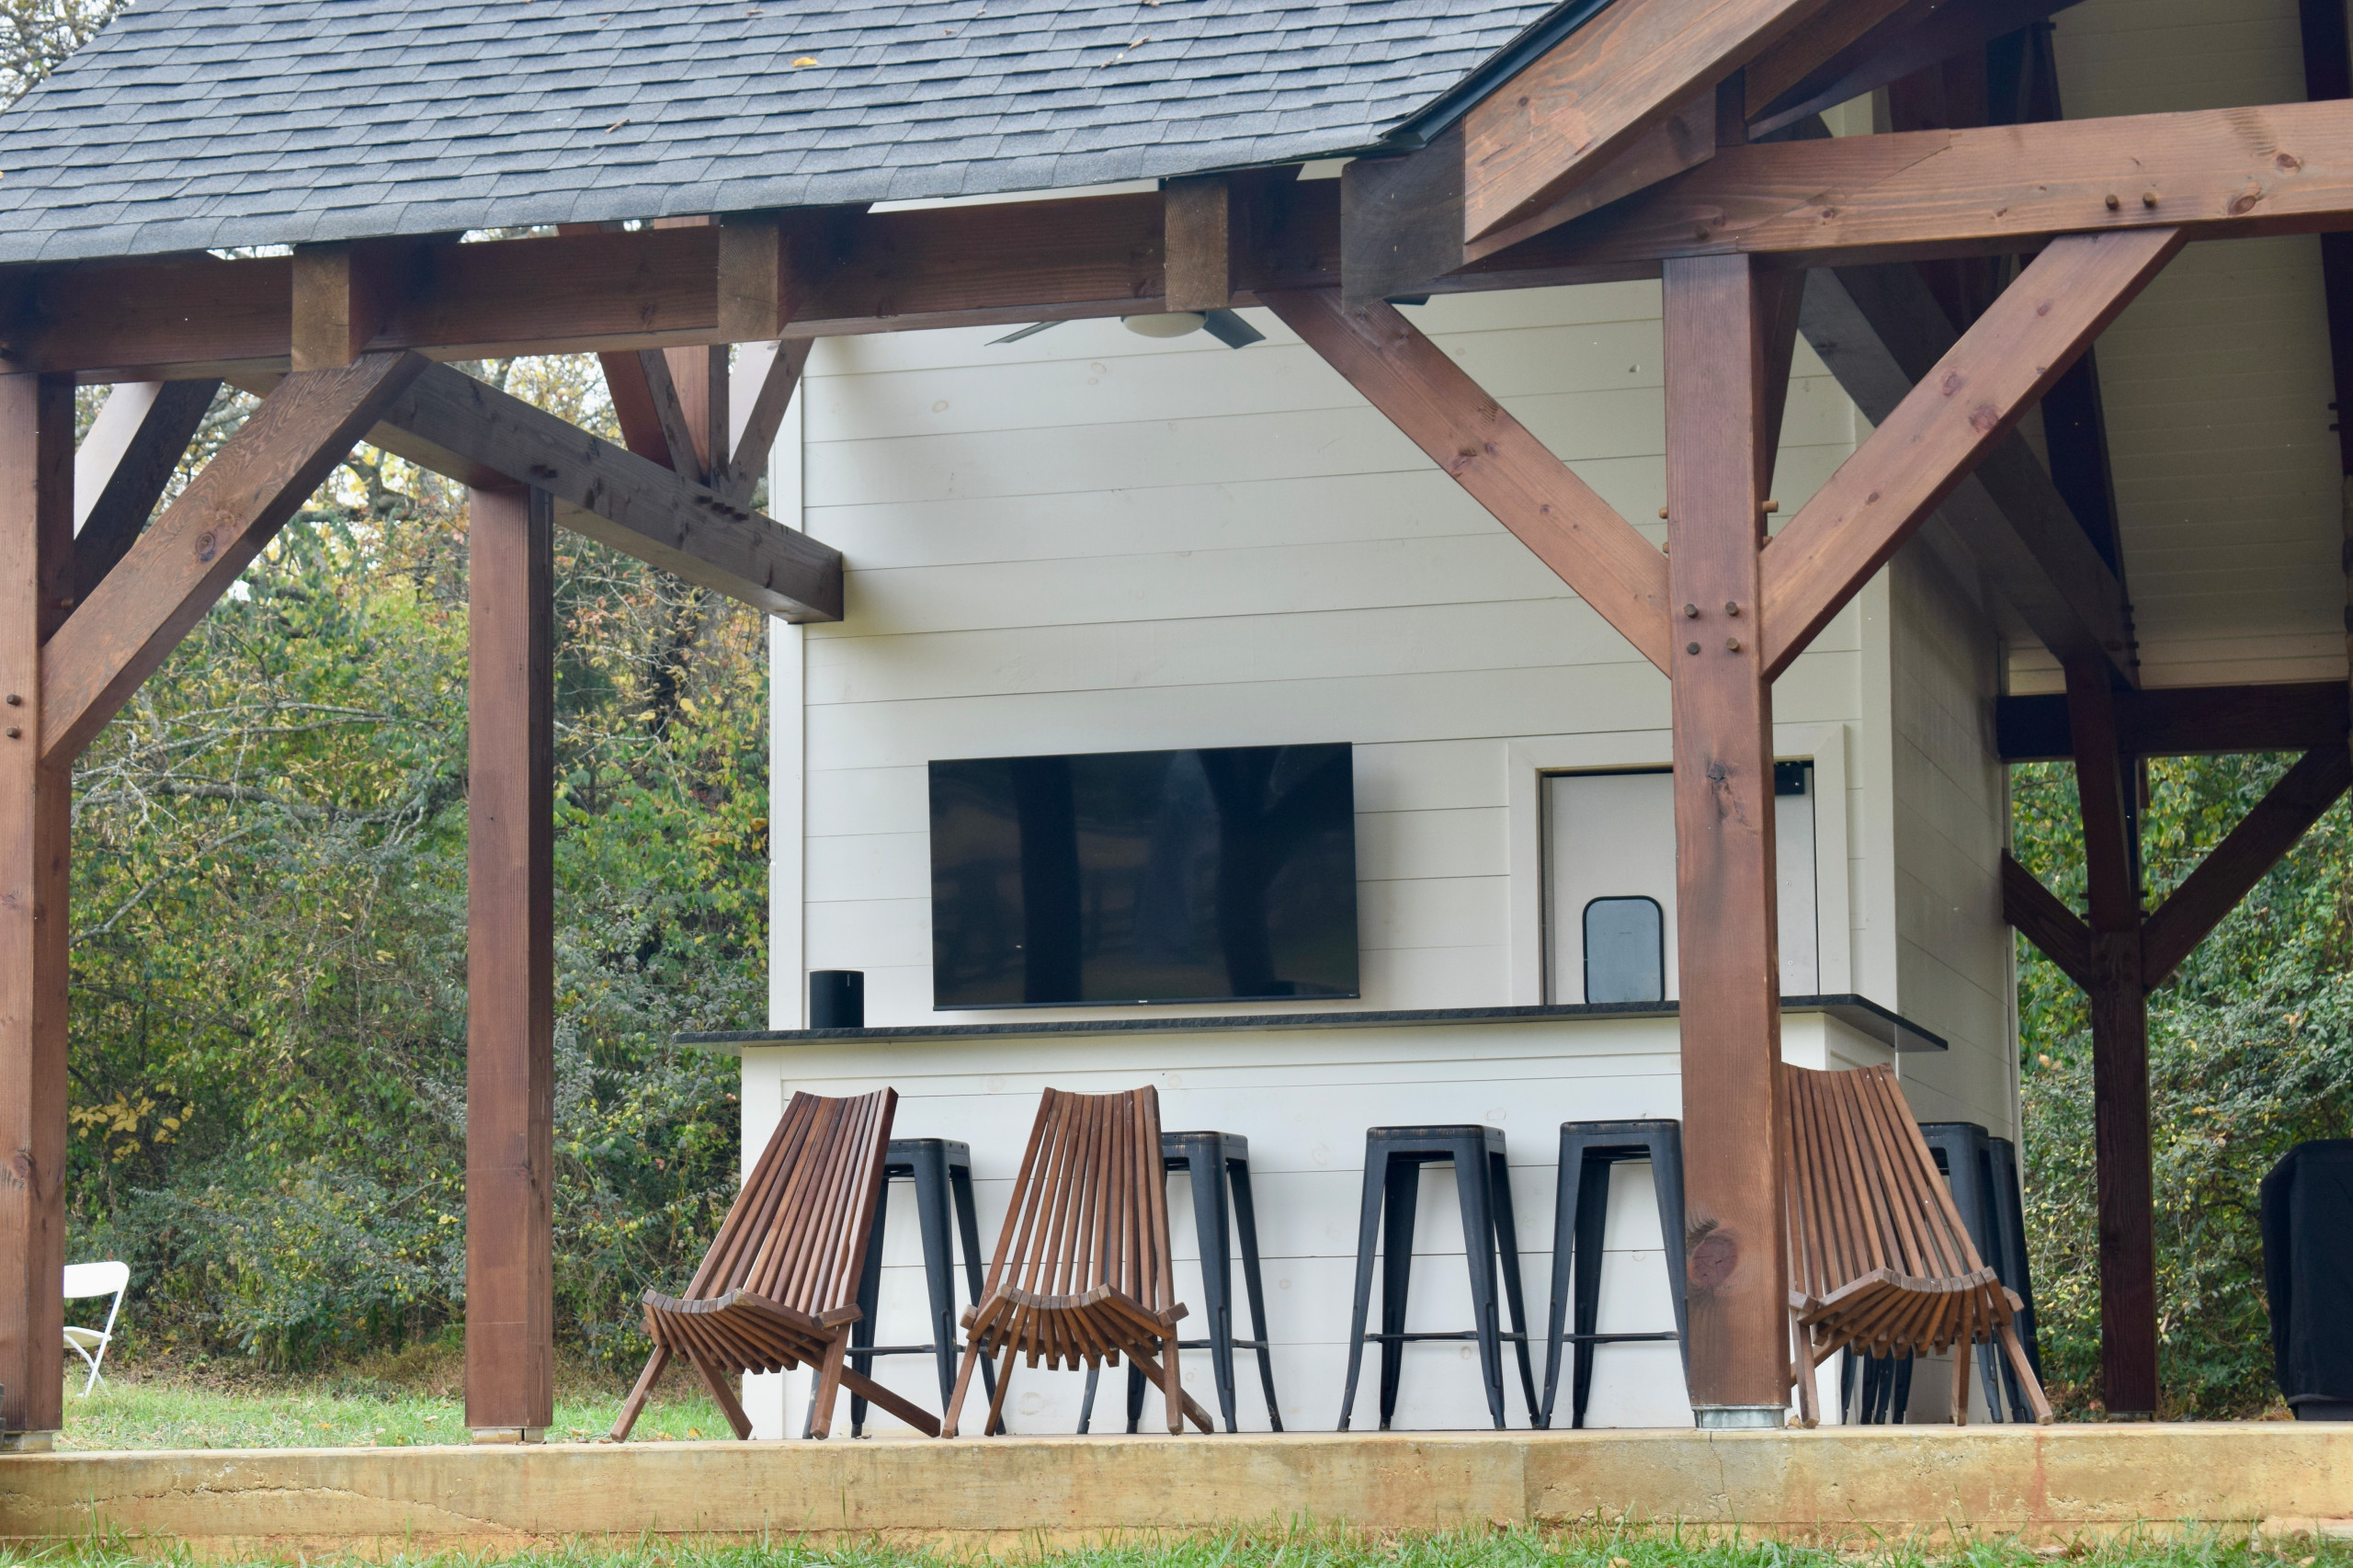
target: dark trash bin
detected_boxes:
[2261,1140,2353,1419]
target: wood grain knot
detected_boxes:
[1688,1228,1737,1292]
[194,531,218,562]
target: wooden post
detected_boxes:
[0,375,72,1443]
[2063,656,2158,1417]
[464,483,555,1442]
[1663,253,1790,1424]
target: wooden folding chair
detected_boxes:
[610,1086,943,1440]
[1779,1062,2052,1426]
[940,1085,1216,1437]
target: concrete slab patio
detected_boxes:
[1,1425,2348,1557]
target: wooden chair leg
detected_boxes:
[1161,1333,1184,1435]
[609,1345,671,1442]
[685,1350,755,1440]
[1950,1335,1972,1426]
[1790,1312,1817,1428]
[982,1342,1017,1437]
[941,1315,995,1438]
[810,1335,848,1440]
[1125,1343,1218,1433]
[1997,1319,2054,1424]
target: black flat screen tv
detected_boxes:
[928,743,1358,1009]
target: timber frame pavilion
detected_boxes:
[3,0,2352,1442]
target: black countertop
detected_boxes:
[678,994,1945,1054]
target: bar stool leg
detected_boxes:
[1188,1151,1240,1433]
[836,1177,891,1439]
[1648,1128,1690,1369]
[1377,1155,1422,1430]
[1125,1356,1148,1434]
[1336,1145,1389,1431]
[1569,1152,1610,1429]
[1228,1156,1283,1430]
[948,1160,1000,1430]
[1078,1363,1099,1434]
[1540,1142,1587,1429]
[1486,1149,1539,1423]
[909,1145,959,1416]
[1451,1145,1507,1431]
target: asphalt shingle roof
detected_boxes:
[0,0,1573,264]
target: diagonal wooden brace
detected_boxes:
[1263,288,1672,672]
[39,351,431,767]
[1759,226,2183,677]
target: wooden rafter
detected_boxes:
[39,352,430,767]
[1758,227,2181,676]
[1528,99,2353,272]
[1261,289,1672,672]
[715,339,812,509]
[1747,0,2083,137]
[1459,0,1841,245]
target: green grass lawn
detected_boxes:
[0,1526,2347,1568]
[51,1347,729,1450]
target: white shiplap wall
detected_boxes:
[742,270,2018,1435]
[794,284,1870,1024]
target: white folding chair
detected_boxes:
[62,1261,128,1395]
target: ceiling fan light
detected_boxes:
[1122,312,1207,338]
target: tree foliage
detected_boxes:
[66,359,764,1370]
[2013,751,2353,1418]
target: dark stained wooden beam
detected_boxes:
[462,482,555,1443]
[1165,176,1233,312]
[2142,744,2353,989]
[1521,97,2353,272]
[39,352,429,767]
[71,378,220,602]
[359,363,840,622]
[1260,288,1672,672]
[290,238,422,372]
[1660,251,1791,1420]
[716,339,811,509]
[1799,262,2137,683]
[1995,681,2352,762]
[1459,0,1841,246]
[0,372,74,1438]
[1759,228,2181,676]
[1748,0,2084,138]
[1741,0,1921,124]
[1459,94,1719,268]
[635,348,704,478]
[1999,849,2094,991]
[2063,653,2157,1419]
[597,351,679,471]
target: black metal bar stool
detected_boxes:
[1986,1134,2045,1389]
[1077,1129,1282,1434]
[1920,1120,2042,1424]
[1538,1119,1688,1429]
[1338,1124,1537,1431]
[819,1137,996,1438]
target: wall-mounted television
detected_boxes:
[928,743,1358,1009]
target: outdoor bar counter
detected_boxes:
[679,999,1944,1437]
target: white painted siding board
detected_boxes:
[746,1014,1882,1432]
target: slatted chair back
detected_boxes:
[983,1085,1175,1316]
[940,1084,1213,1437]
[611,1086,944,1442]
[1779,1062,2051,1424]
[685,1087,894,1317]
